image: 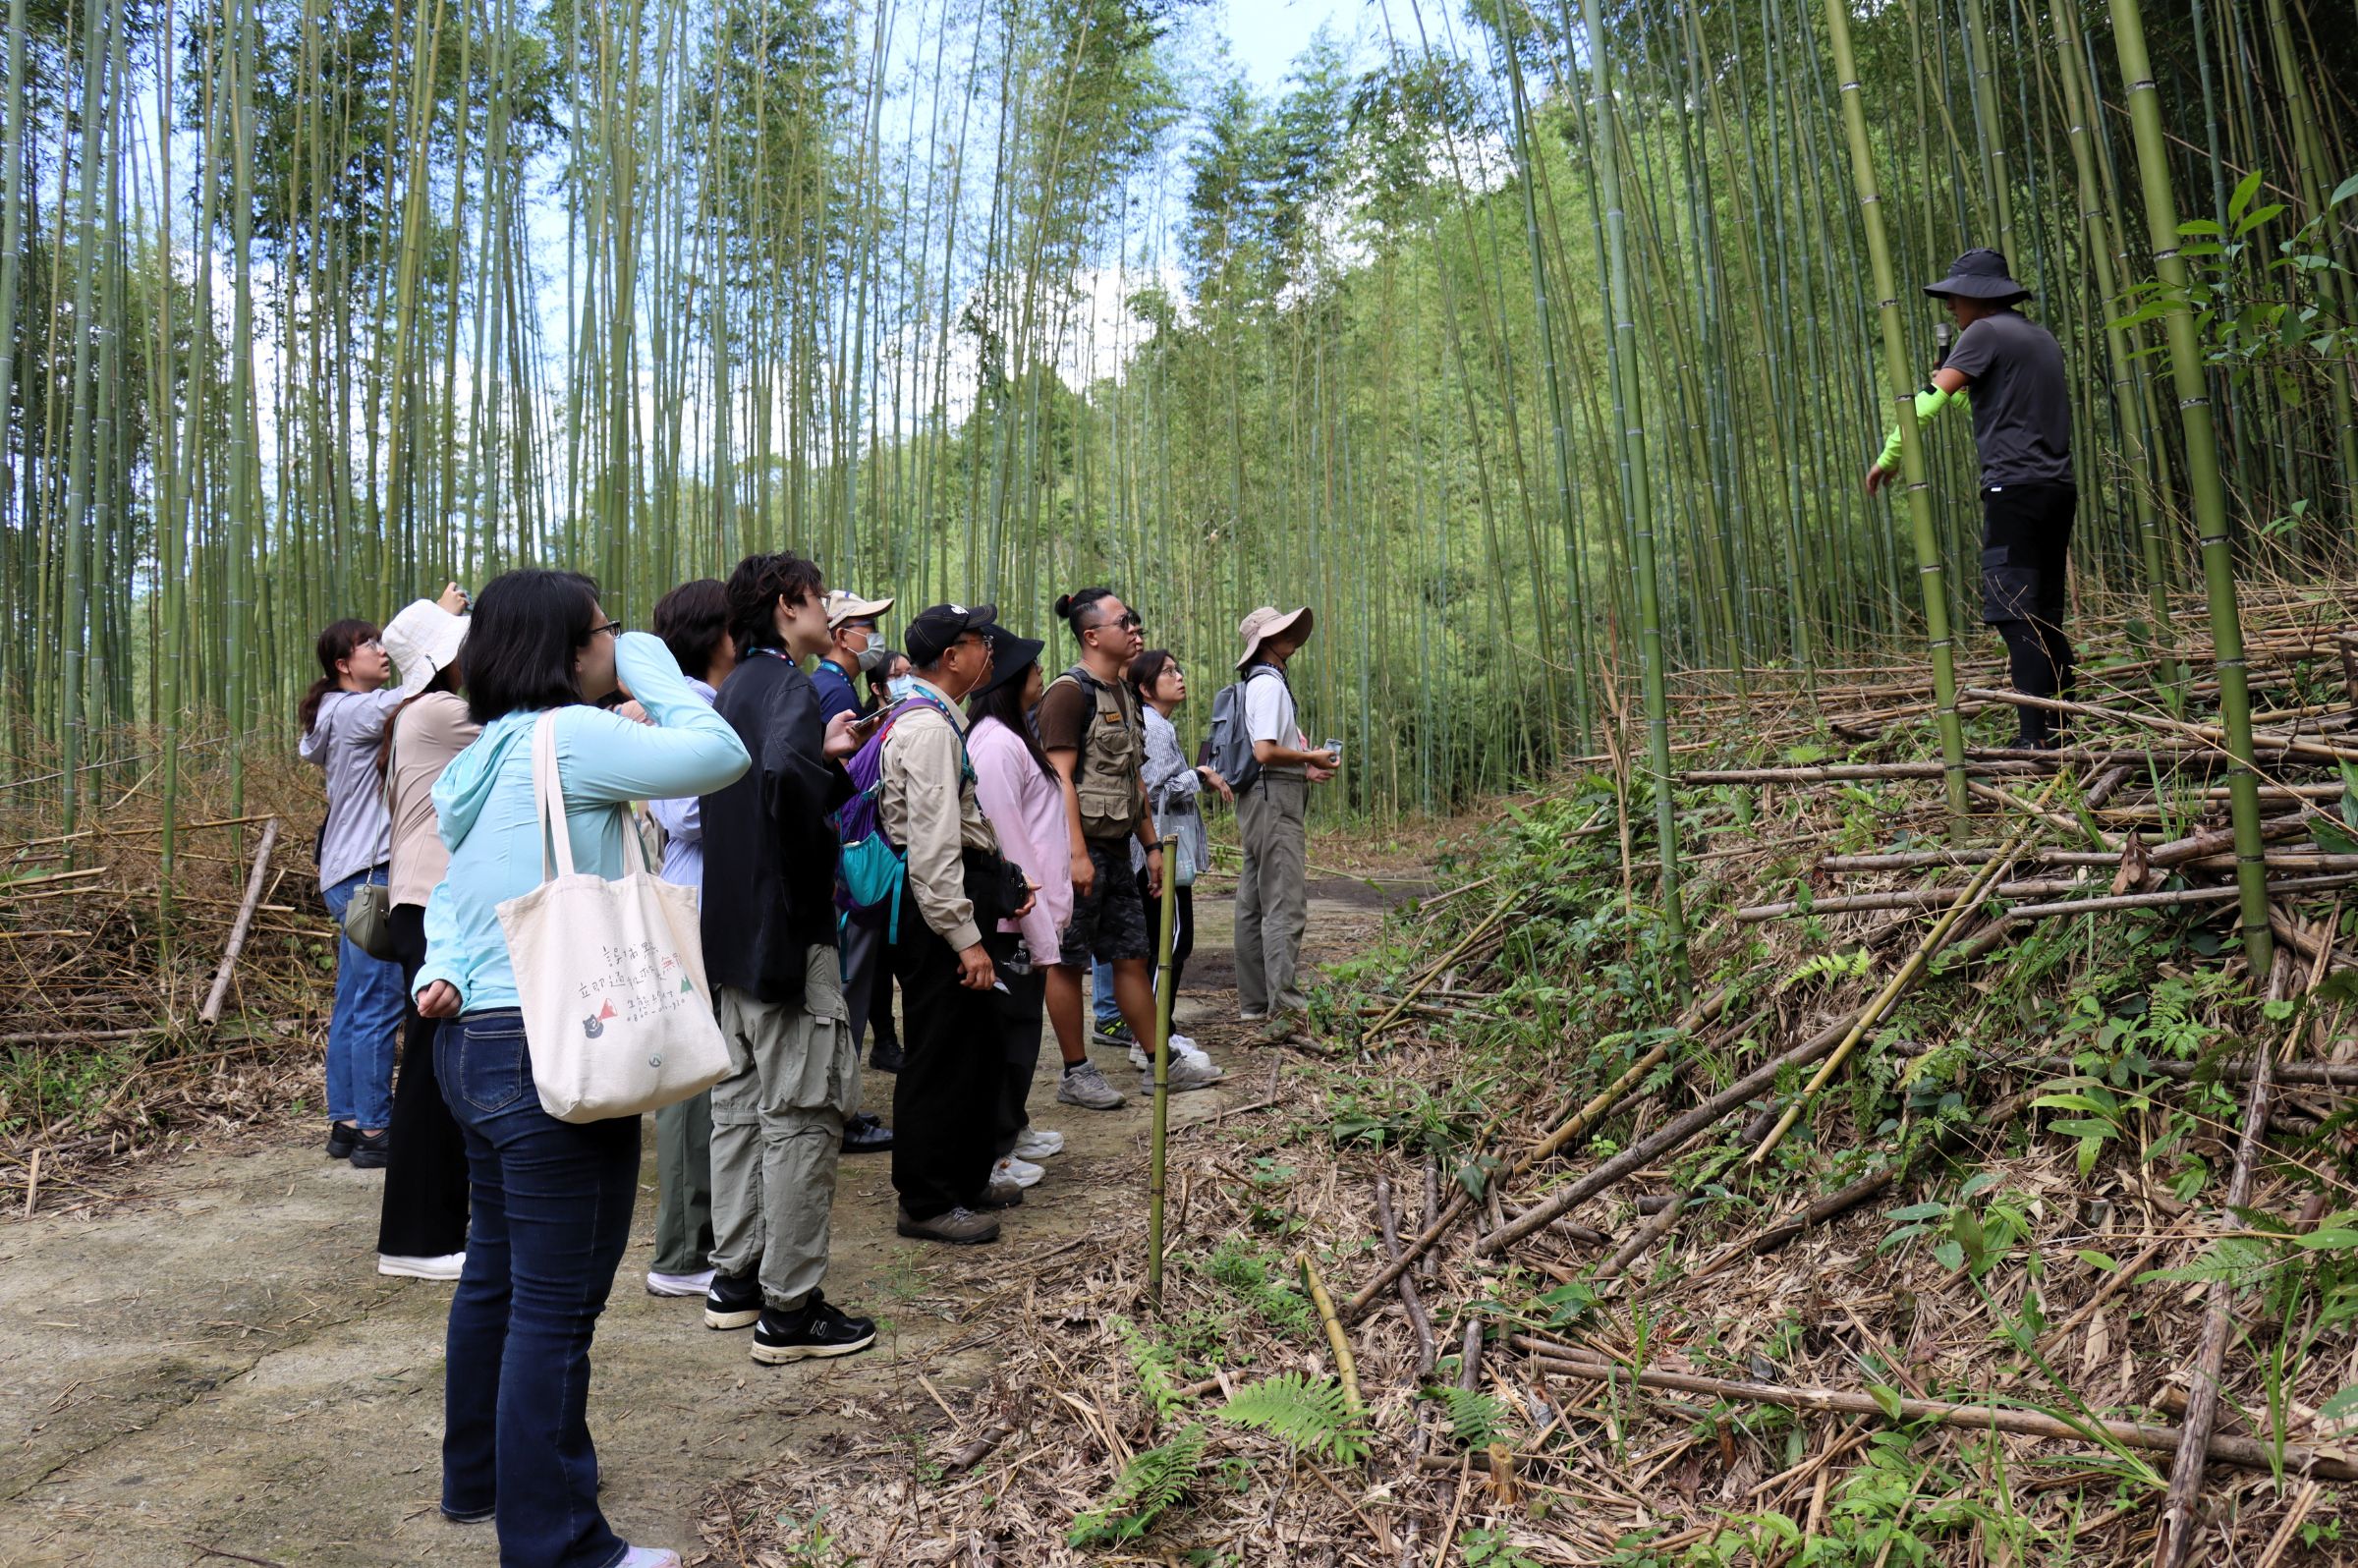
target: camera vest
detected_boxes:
[1045,663,1143,841]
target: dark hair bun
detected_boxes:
[1053,593,1076,621]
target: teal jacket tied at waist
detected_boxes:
[415,632,752,1014]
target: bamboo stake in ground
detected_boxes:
[199,818,279,1026]
[1146,863,1179,1312]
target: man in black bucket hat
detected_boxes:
[1865,248,2076,748]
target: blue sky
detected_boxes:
[1210,0,1366,91]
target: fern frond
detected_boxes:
[1114,1316,1183,1422]
[1421,1384,1511,1448]
[1066,1424,1207,1547]
[1217,1372,1371,1465]
[1778,948,1868,994]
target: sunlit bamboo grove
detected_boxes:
[3,0,2354,845]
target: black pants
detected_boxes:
[379,904,471,1258]
[1140,882,1194,996]
[890,917,1008,1220]
[1980,481,2077,745]
[992,964,1046,1158]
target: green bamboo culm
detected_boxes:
[1823,0,1970,831]
[2105,0,2271,977]
[1579,0,1688,1002]
[1145,862,1178,1311]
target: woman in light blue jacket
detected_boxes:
[414,569,748,1568]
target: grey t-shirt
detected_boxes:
[1943,308,2072,488]
[301,687,409,890]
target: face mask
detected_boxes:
[887,674,917,700]
[855,640,887,675]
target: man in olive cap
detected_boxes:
[1865,248,2075,748]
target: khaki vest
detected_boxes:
[1047,664,1143,840]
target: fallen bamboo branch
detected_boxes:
[1748,791,2056,1165]
[1299,1254,1362,1413]
[1364,886,1523,1039]
[1510,1343,2358,1482]
[1967,686,2358,764]
[2007,872,2356,921]
[1375,1176,1436,1376]
[1596,1189,1690,1285]
[1737,878,2088,922]
[2154,1001,2280,1567]
[199,819,280,1027]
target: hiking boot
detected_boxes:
[870,1038,905,1073]
[326,1123,358,1160]
[751,1292,876,1365]
[703,1270,764,1330]
[1142,1053,1226,1093]
[897,1204,1000,1245]
[646,1267,715,1299]
[1011,1126,1065,1160]
[973,1172,1027,1209]
[1056,1060,1125,1110]
[378,1252,466,1281]
[991,1154,1044,1190]
[840,1112,894,1154]
[349,1129,391,1170]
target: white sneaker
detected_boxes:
[992,1154,1045,1189]
[1012,1126,1065,1160]
[646,1267,716,1298]
[617,1549,682,1568]
[1130,1035,1211,1069]
[1146,1054,1227,1092]
[378,1252,465,1281]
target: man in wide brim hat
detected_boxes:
[1234,604,1313,669]
[1922,246,2034,303]
[1864,247,2078,749]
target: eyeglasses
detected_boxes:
[589,619,625,640]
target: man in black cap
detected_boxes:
[875,603,1034,1245]
[1866,247,2075,748]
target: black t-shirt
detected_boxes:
[1944,308,2072,488]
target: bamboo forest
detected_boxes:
[11,0,2358,1560]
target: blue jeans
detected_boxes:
[1093,958,1119,1029]
[321,868,403,1128]
[438,1011,640,1568]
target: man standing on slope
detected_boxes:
[1865,248,2075,749]
[1231,605,1337,1044]
[814,587,908,1086]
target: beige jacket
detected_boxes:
[878,676,1000,951]
[387,692,481,911]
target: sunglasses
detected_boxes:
[1095,610,1143,633]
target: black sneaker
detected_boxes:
[703,1270,763,1330]
[349,1129,391,1170]
[870,1038,905,1073]
[326,1124,358,1160]
[840,1112,894,1153]
[751,1292,876,1365]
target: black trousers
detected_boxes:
[992,964,1046,1158]
[1980,481,2077,745]
[890,917,1008,1220]
[1140,882,1194,996]
[379,904,471,1258]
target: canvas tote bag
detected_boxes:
[496,712,730,1122]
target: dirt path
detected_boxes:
[0,870,1421,1567]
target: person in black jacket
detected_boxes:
[696,551,878,1366]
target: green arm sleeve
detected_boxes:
[1874,385,1969,472]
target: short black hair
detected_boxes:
[725,551,825,655]
[1052,587,1118,638]
[653,578,731,680]
[465,569,602,724]
[1127,647,1176,703]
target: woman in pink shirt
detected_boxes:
[965,627,1081,1186]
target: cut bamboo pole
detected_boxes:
[198,817,278,1026]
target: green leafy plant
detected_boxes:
[1460,1524,1544,1568]
[1066,1424,1208,1547]
[1422,1383,1511,1448]
[1198,1239,1315,1336]
[1216,1372,1371,1465]
[1114,1316,1184,1421]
